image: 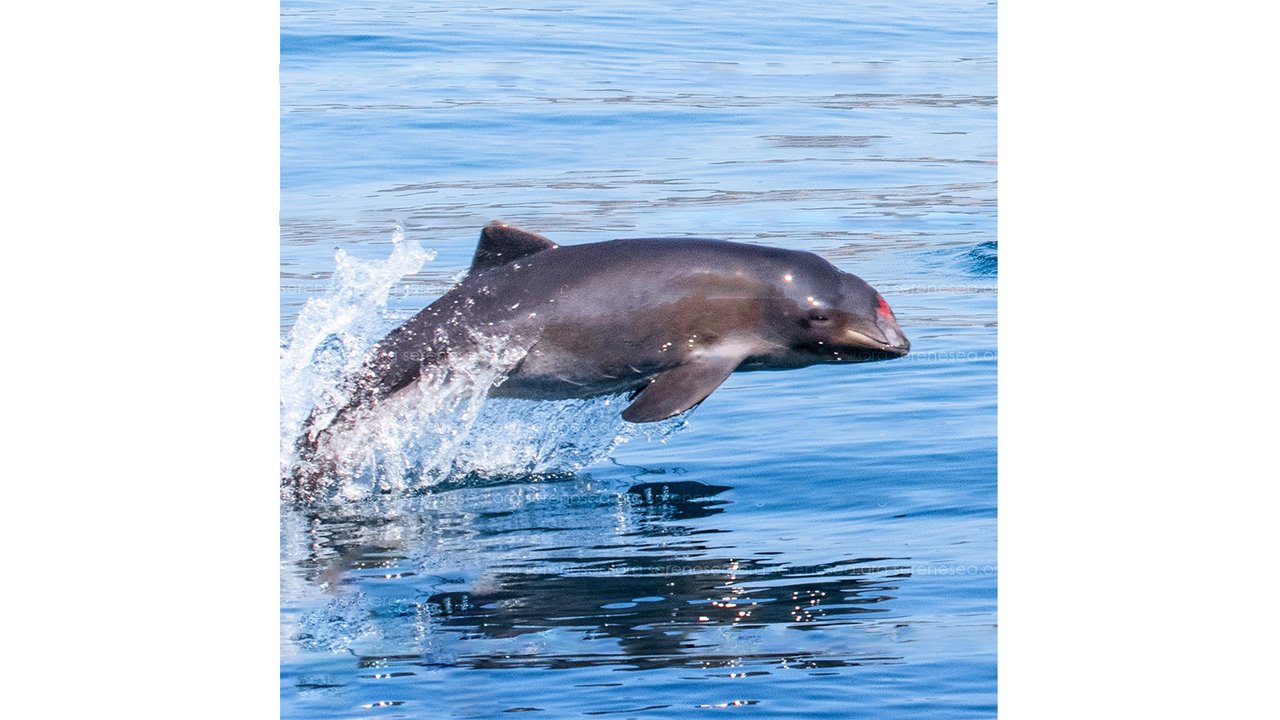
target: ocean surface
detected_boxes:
[280,1,996,717]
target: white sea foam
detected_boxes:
[280,225,433,473]
[280,228,686,501]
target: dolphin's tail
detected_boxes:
[286,409,328,499]
[286,401,356,499]
[285,319,455,500]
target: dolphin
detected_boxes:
[292,222,909,487]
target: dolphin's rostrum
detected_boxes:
[292,222,909,488]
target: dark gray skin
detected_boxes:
[293,222,909,487]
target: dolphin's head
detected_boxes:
[774,256,910,363]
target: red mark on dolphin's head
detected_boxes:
[876,294,894,319]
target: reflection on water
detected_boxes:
[284,478,916,676]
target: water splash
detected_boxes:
[450,395,687,480]
[280,228,687,502]
[280,225,434,471]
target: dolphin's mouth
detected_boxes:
[843,328,911,357]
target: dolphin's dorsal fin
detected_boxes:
[470,222,558,272]
[622,353,744,423]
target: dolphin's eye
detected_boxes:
[808,311,831,324]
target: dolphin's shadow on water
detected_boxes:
[284,472,912,672]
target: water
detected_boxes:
[281,1,996,717]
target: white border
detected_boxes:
[6,1,279,715]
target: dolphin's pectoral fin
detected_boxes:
[622,354,742,423]
[470,221,559,273]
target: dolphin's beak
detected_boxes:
[877,315,910,356]
[843,319,910,357]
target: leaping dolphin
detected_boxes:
[292,222,909,489]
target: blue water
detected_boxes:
[281,1,996,717]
